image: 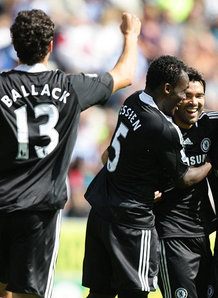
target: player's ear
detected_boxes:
[48,41,53,53]
[164,83,172,95]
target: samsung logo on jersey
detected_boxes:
[0,84,70,108]
[119,104,141,131]
[186,154,207,166]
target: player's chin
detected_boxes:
[185,111,199,121]
[187,117,198,124]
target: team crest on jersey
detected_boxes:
[200,138,211,153]
[207,284,214,298]
[175,288,188,298]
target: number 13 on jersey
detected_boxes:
[14,104,59,159]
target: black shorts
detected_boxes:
[158,237,214,298]
[82,208,159,295]
[0,209,62,298]
[212,233,218,297]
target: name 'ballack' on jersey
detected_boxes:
[85,91,189,229]
[0,65,113,212]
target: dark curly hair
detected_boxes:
[146,55,188,91]
[186,66,206,92]
[10,9,55,65]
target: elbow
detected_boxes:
[124,76,134,87]
[128,77,134,86]
[112,76,134,93]
[176,177,193,189]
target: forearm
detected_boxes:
[176,161,212,188]
[101,148,109,165]
[109,34,138,93]
[108,12,141,94]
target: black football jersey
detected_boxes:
[207,111,218,169]
[207,111,218,218]
[155,112,217,238]
[85,91,189,229]
[0,65,113,212]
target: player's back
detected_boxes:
[107,92,167,198]
[85,91,188,228]
[0,68,83,211]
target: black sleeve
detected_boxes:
[69,72,113,111]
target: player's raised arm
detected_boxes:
[108,12,141,93]
[101,148,109,165]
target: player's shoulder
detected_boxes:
[0,68,15,78]
[124,91,167,128]
[196,110,217,124]
[0,68,60,79]
[206,110,218,120]
[200,110,218,128]
[196,111,210,123]
[197,111,218,138]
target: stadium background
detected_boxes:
[0,0,218,297]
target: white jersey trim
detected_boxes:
[138,229,151,292]
[14,63,48,72]
[139,91,159,110]
[207,110,218,119]
[159,240,172,298]
[139,91,185,147]
[44,210,62,298]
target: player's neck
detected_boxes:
[144,88,159,106]
[174,116,193,130]
[18,52,50,67]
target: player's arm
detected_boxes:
[108,12,141,94]
[176,161,212,189]
[101,147,211,190]
[101,148,109,165]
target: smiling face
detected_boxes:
[173,80,205,129]
[161,70,189,117]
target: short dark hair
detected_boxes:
[186,67,206,92]
[146,55,188,91]
[10,9,55,65]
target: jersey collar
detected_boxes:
[138,92,184,143]
[14,63,48,72]
[139,91,159,110]
[139,91,173,123]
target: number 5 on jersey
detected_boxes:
[107,122,128,172]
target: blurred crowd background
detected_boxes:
[1,0,218,217]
